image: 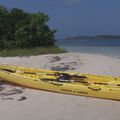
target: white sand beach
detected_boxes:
[0,53,120,120]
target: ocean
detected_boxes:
[57,39,120,58]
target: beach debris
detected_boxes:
[0,81,5,91]
[0,87,27,101]
[50,65,70,71]
[17,96,27,101]
[50,62,77,71]
[0,80,5,85]
[0,81,27,101]
[49,56,61,63]
[0,86,4,91]
[60,62,77,66]
[0,89,23,96]
[2,97,14,100]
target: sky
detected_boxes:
[0,0,120,38]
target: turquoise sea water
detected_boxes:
[57,39,120,58]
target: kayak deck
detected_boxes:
[0,63,120,86]
[0,64,120,100]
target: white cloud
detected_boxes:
[65,0,81,5]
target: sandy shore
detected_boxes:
[0,53,120,120]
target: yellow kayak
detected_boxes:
[0,63,119,85]
[0,63,120,100]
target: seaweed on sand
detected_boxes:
[49,56,61,63]
[0,89,23,96]
[0,81,5,91]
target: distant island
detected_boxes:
[65,35,120,40]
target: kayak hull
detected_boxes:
[0,64,120,100]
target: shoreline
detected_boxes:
[0,52,120,120]
[59,45,120,59]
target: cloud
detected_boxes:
[65,0,81,5]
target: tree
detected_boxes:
[0,6,56,49]
[0,5,8,15]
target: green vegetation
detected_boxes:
[0,46,67,57]
[0,5,66,56]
